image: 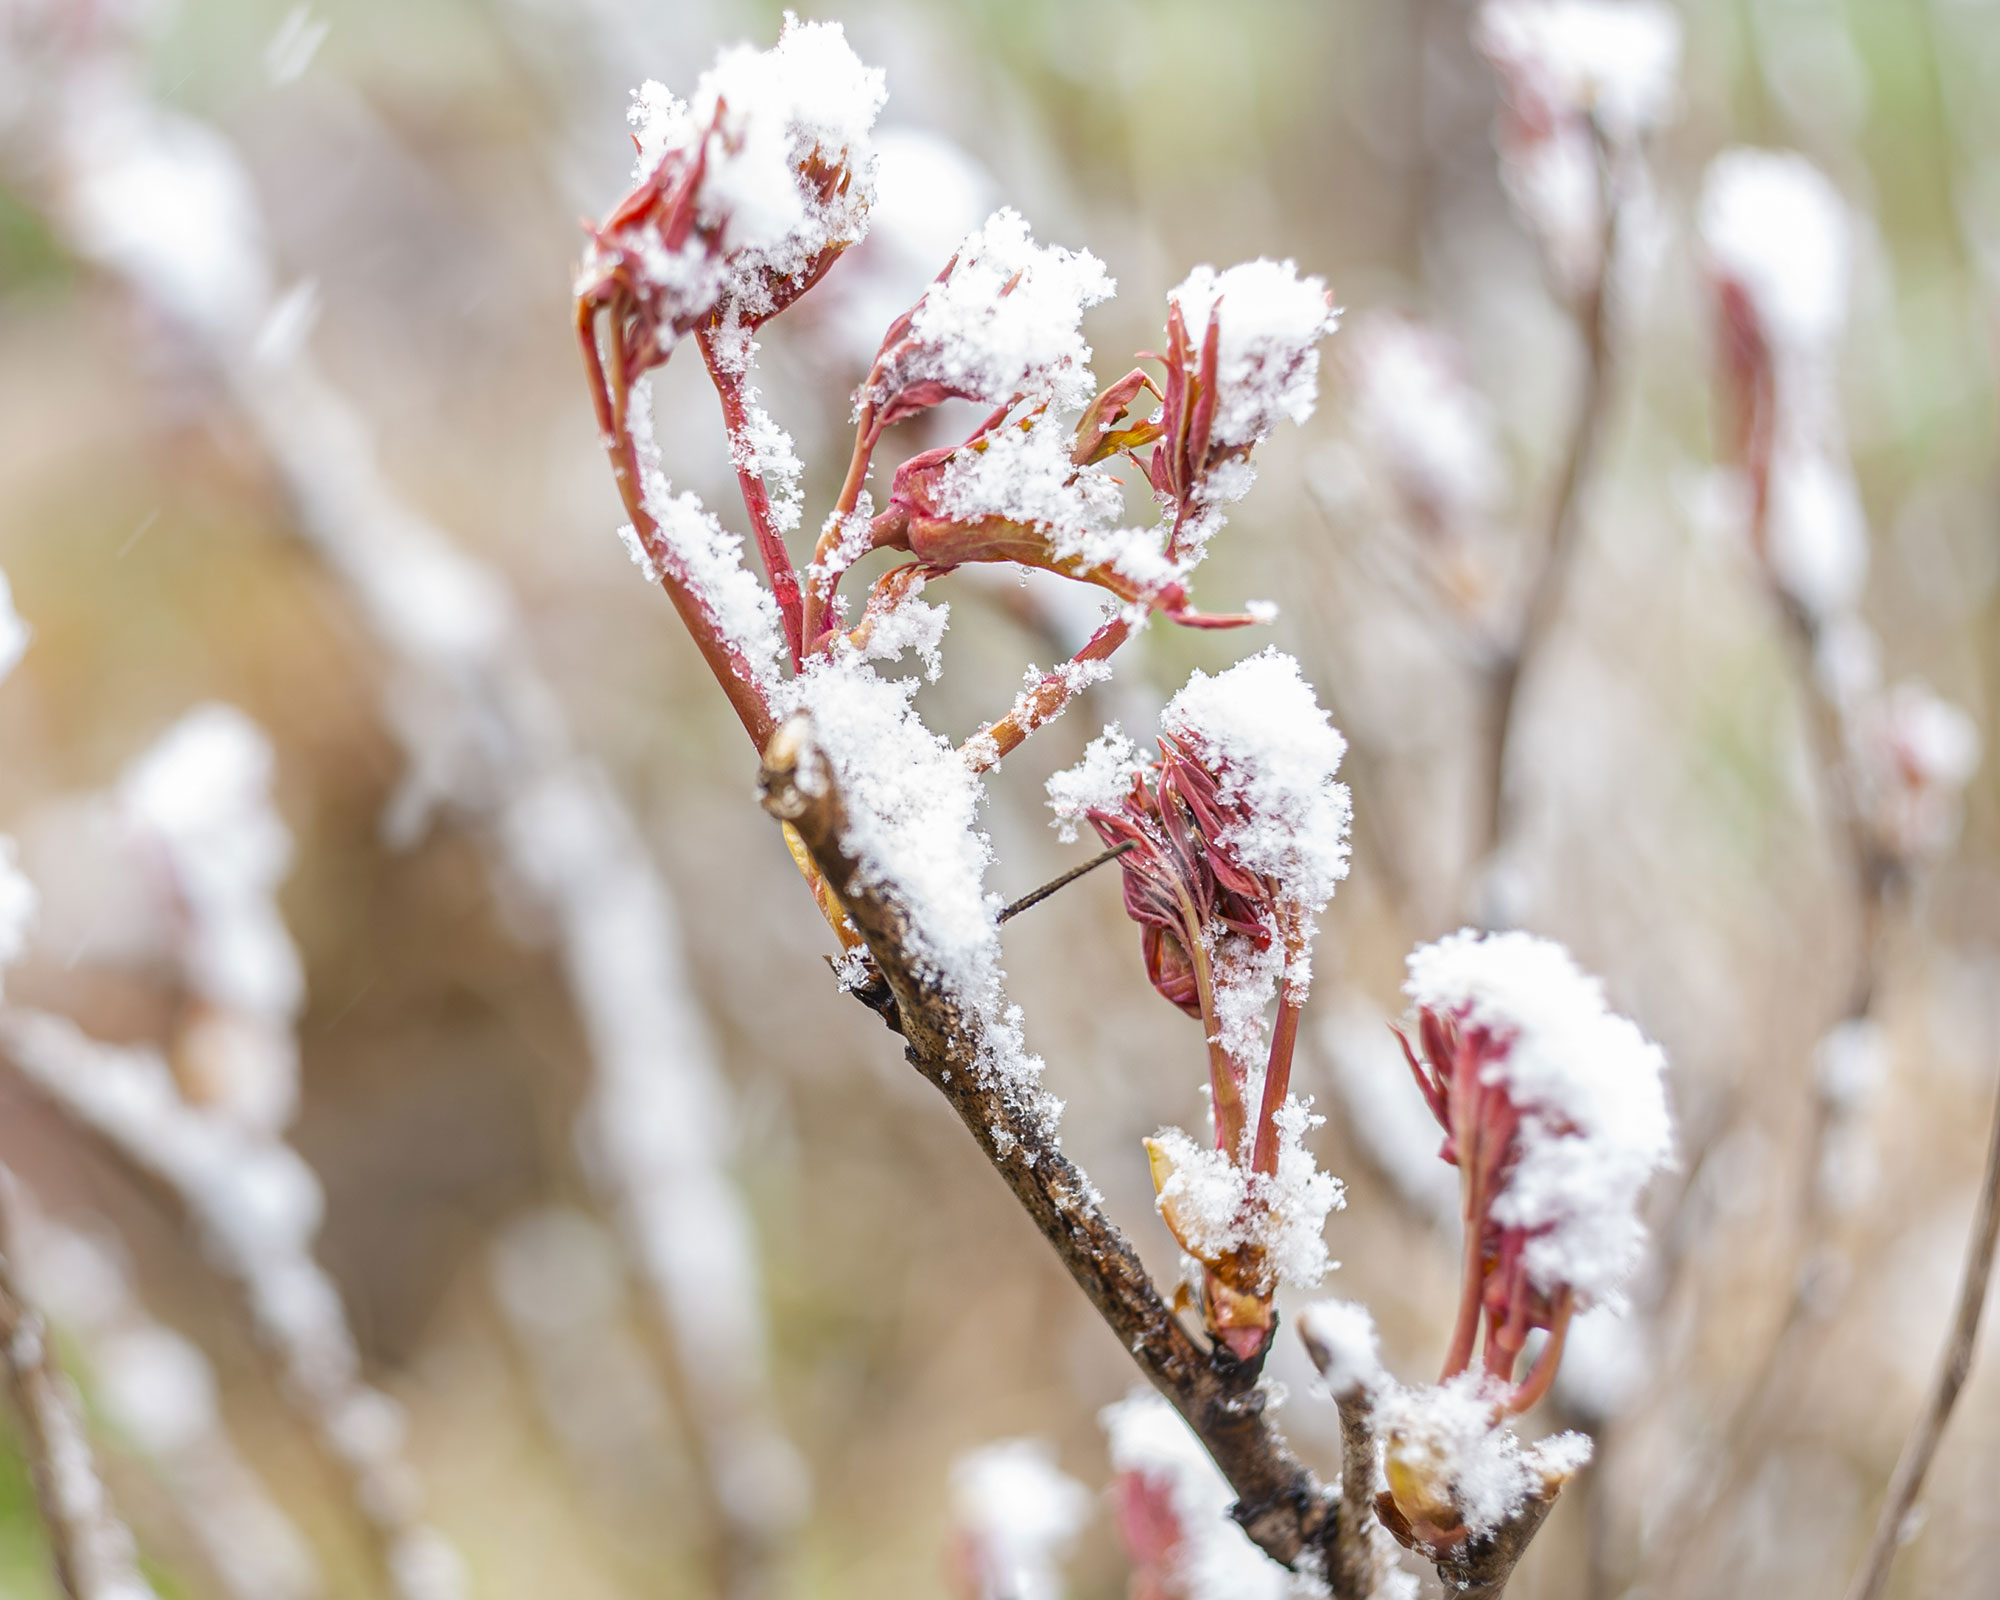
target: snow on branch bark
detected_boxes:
[756,715,1349,1578]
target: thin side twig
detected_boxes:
[0,1170,160,1600]
[1842,1071,2000,1600]
[1472,120,1620,899]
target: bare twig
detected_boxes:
[1842,1071,2000,1600]
[0,1008,460,1600]
[0,1170,160,1600]
[1472,122,1620,902]
[996,841,1135,925]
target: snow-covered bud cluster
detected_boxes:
[1100,1392,1294,1600]
[1154,260,1338,556]
[1373,1376,1592,1555]
[578,18,885,372]
[1474,0,1681,292]
[945,1438,1088,1600]
[862,206,1113,425]
[1698,149,1866,622]
[1699,150,1983,872]
[1049,652,1351,1360]
[1398,930,1671,1411]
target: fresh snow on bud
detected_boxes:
[1474,0,1682,140]
[1698,149,1852,353]
[1168,259,1337,450]
[1161,649,1353,963]
[1100,1391,1291,1600]
[622,18,885,333]
[947,1438,1088,1600]
[1043,725,1147,844]
[1298,1298,1387,1397]
[1147,1098,1345,1290]
[893,207,1114,410]
[1404,930,1672,1303]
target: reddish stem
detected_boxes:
[697,325,805,668]
[1249,989,1302,1177]
[960,614,1133,772]
[1501,1292,1572,1416]
[576,302,778,751]
[1166,878,1245,1159]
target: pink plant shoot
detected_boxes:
[1049,650,1352,1361]
[1397,931,1671,1417]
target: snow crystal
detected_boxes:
[949,1438,1088,1600]
[1297,1299,1386,1397]
[886,207,1114,410]
[623,17,886,337]
[1698,150,1851,353]
[1169,260,1337,452]
[1148,1098,1344,1290]
[1044,725,1146,843]
[1162,649,1352,991]
[1475,1,1682,140]
[1099,1391,1291,1600]
[735,391,805,534]
[1404,930,1673,1303]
